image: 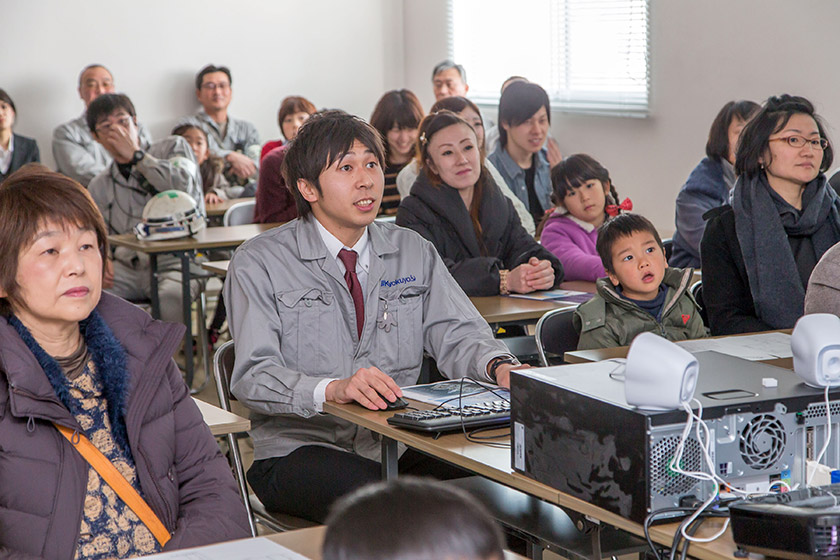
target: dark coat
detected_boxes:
[396,170,563,296]
[0,293,250,559]
[700,205,773,335]
[0,134,40,183]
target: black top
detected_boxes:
[524,155,542,221]
[396,170,564,296]
[0,134,40,184]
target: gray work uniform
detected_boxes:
[225,216,509,462]
[52,113,152,186]
[88,135,204,324]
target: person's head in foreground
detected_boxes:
[596,213,667,301]
[283,111,385,245]
[322,477,505,560]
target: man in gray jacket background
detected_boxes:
[52,64,153,186]
[225,111,523,523]
[87,93,203,326]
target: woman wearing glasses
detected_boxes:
[701,95,840,335]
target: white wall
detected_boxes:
[5,0,840,235]
[1,0,404,170]
[403,0,840,234]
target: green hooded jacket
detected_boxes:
[573,267,708,350]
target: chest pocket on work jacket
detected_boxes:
[374,285,428,373]
[276,288,339,375]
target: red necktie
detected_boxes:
[338,249,364,338]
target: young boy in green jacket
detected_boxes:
[574,213,708,349]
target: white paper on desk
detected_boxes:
[141,537,309,560]
[401,379,510,408]
[676,332,792,361]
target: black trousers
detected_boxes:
[247,445,468,523]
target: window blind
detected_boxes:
[449,0,650,117]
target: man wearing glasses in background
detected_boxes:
[176,64,260,195]
[53,64,153,186]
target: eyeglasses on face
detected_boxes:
[769,135,829,150]
[200,82,230,91]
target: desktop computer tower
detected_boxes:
[510,351,840,524]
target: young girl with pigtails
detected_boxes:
[539,154,632,282]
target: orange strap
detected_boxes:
[55,424,171,547]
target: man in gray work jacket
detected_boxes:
[225,111,523,523]
[176,64,260,196]
[87,93,204,326]
[52,64,152,186]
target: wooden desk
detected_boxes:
[323,400,745,560]
[267,525,529,560]
[206,197,255,217]
[109,224,278,387]
[471,296,575,325]
[202,259,231,276]
[193,397,250,436]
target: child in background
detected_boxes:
[322,478,505,560]
[172,123,242,204]
[573,213,706,349]
[539,154,630,282]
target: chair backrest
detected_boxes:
[213,340,237,412]
[535,307,579,367]
[661,237,673,262]
[223,200,256,227]
[690,280,708,328]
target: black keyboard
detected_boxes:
[387,400,510,433]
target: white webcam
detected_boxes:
[792,313,840,388]
[624,332,699,410]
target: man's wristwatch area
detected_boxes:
[487,355,520,382]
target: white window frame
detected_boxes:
[448,0,651,118]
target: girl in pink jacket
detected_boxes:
[539,154,631,282]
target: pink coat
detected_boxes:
[540,213,606,282]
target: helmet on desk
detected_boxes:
[134,190,206,241]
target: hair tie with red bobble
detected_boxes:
[605,198,633,217]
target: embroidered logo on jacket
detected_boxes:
[381,275,416,288]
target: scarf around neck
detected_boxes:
[733,172,840,329]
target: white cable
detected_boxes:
[806,385,833,487]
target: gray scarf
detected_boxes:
[734,172,840,329]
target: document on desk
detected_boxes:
[676,332,792,361]
[142,537,308,560]
[402,379,510,408]
[506,289,593,303]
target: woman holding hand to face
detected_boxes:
[702,95,840,334]
[396,111,563,296]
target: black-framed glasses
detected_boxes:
[770,136,829,150]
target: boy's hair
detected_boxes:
[705,100,759,162]
[86,93,136,132]
[0,164,109,316]
[498,81,550,148]
[277,95,317,139]
[322,477,504,560]
[282,111,385,218]
[369,89,425,161]
[596,213,663,274]
[735,94,834,178]
[195,64,232,90]
[431,59,467,83]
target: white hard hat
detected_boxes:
[134,190,206,241]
